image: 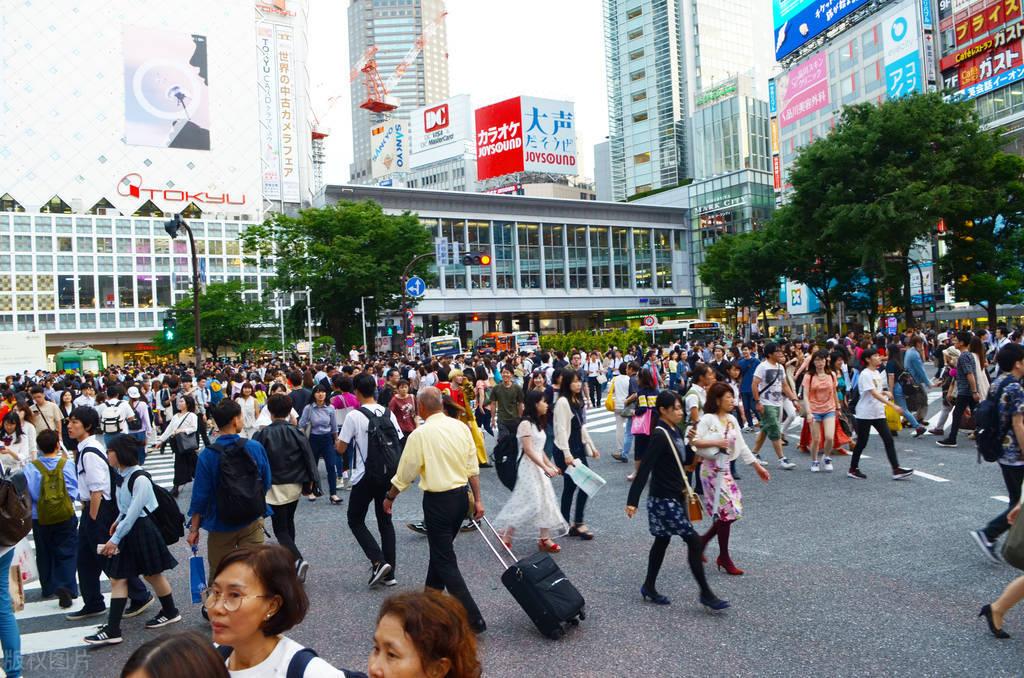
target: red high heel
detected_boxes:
[538,538,561,553]
[716,555,744,576]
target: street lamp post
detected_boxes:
[163,214,202,369]
[360,295,373,355]
[304,289,313,363]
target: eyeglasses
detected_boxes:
[199,587,272,612]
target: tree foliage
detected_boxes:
[153,281,271,358]
[241,200,434,349]
[698,229,786,335]
[539,329,649,355]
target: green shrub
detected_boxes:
[539,329,648,354]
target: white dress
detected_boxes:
[239,396,259,439]
[493,421,569,537]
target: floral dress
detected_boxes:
[695,413,756,522]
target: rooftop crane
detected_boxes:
[357,6,448,114]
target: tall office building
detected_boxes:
[347,0,450,184]
[603,0,774,201]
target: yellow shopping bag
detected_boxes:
[885,404,903,433]
[605,381,615,412]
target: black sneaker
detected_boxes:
[56,587,74,609]
[460,520,476,533]
[971,529,1001,564]
[847,468,867,480]
[892,467,914,480]
[124,595,155,618]
[406,521,428,535]
[381,575,398,587]
[65,606,106,621]
[369,561,393,588]
[84,625,122,646]
[470,618,487,634]
[296,559,310,584]
[935,439,957,448]
[144,610,182,629]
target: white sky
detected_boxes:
[307,0,609,184]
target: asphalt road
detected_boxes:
[16,400,1024,677]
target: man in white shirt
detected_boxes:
[336,372,403,588]
[95,385,137,445]
[66,406,153,623]
[73,383,97,410]
[349,346,361,362]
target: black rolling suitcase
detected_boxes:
[475,516,585,640]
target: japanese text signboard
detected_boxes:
[775,52,830,130]
[474,96,577,181]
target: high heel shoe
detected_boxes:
[538,538,561,553]
[716,555,744,576]
[640,585,670,605]
[980,604,1011,638]
[699,592,730,611]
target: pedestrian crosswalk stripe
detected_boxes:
[19,624,94,656]
[16,594,111,621]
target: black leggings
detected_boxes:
[850,417,900,470]
[554,448,588,525]
[644,531,713,597]
[269,500,301,562]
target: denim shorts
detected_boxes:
[812,411,836,423]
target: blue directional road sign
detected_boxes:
[405,276,426,298]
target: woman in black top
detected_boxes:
[626,390,728,611]
[58,389,77,453]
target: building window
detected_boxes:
[39,196,71,214]
[0,194,25,213]
[58,275,75,309]
[634,228,652,288]
[567,225,588,289]
[630,70,645,82]
[440,218,466,290]
[79,275,96,308]
[631,91,647,102]
[626,6,642,19]
[467,220,491,289]
[590,226,609,288]
[634,152,651,164]
[628,27,644,40]
[118,275,135,308]
[612,227,631,289]
[632,111,649,123]
[98,275,115,309]
[654,229,673,289]
[542,224,565,290]
[629,48,645,61]
[492,221,515,289]
[517,222,541,289]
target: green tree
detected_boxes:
[153,281,271,359]
[242,200,433,350]
[776,92,1022,328]
[698,229,786,336]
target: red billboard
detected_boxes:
[475,97,525,181]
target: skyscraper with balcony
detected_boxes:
[603,0,774,201]
[347,0,450,184]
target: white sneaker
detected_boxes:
[810,461,820,473]
[778,457,796,470]
[823,457,834,472]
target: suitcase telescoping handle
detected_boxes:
[473,516,518,570]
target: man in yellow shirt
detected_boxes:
[383,386,487,633]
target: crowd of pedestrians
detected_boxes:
[0,322,1022,675]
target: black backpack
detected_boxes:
[356,406,401,484]
[125,470,185,545]
[211,439,266,526]
[493,429,521,491]
[975,378,1013,463]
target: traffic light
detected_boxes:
[163,314,177,342]
[387,327,394,336]
[461,251,492,266]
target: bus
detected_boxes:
[512,331,540,354]
[425,335,463,358]
[476,332,517,354]
[646,319,724,346]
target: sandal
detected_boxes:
[538,538,561,553]
[569,524,594,541]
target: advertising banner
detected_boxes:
[776,52,830,130]
[938,0,953,22]
[770,118,780,154]
[409,94,472,169]
[955,0,1021,46]
[772,155,782,190]
[882,5,923,98]
[768,79,778,114]
[371,119,407,179]
[785,280,819,315]
[275,24,300,202]
[520,96,577,175]
[922,0,934,30]
[475,97,525,180]
[256,22,281,201]
[773,0,871,61]
[123,27,211,150]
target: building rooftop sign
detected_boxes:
[695,82,738,106]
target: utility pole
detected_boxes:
[163,214,202,369]
[360,295,372,355]
[305,289,314,363]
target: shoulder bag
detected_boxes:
[171,413,200,456]
[658,427,704,523]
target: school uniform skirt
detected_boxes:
[106,516,177,579]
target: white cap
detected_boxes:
[126,386,142,399]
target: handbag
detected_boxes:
[885,404,903,433]
[189,545,207,605]
[596,373,608,385]
[631,409,652,435]
[605,381,615,412]
[659,428,704,522]
[1003,505,1024,570]
[170,414,200,455]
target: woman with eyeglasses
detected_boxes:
[205,544,365,676]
